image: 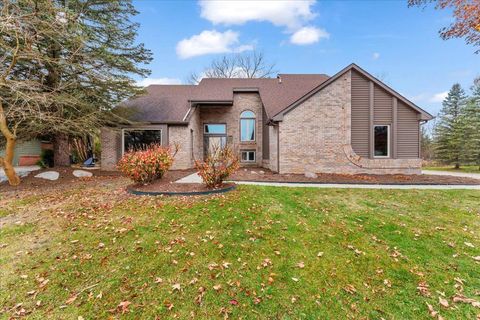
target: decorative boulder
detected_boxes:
[304,171,318,179]
[73,170,93,178]
[34,171,59,181]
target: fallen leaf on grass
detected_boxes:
[213,284,222,291]
[172,283,181,291]
[317,252,324,257]
[343,284,357,295]
[439,297,449,308]
[117,301,131,314]
[426,302,438,317]
[473,256,480,262]
[65,294,77,305]
[229,299,238,305]
[296,261,305,269]
[452,294,480,307]
[417,281,431,297]
[465,242,475,248]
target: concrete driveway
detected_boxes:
[0,165,41,183]
[422,169,480,180]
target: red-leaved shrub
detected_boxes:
[117,144,177,184]
[194,146,239,189]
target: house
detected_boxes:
[101,63,433,175]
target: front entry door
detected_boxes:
[203,124,227,158]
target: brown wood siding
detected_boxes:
[397,101,419,158]
[351,70,370,157]
[374,86,393,124]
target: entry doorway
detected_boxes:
[203,123,227,158]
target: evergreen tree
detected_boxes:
[461,78,480,169]
[433,83,467,168]
[0,0,152,185]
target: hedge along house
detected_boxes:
[101,64,433,174]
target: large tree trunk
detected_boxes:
[54,133,70,167]
[0,102,20,186]
[0,136,20,186]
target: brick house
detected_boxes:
[101,64,433,174]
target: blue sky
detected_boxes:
[131,0,479,116]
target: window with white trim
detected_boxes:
[374,125,390,157]
[240,110,255,141]
[241,150,256,162]
[123,129,162,153]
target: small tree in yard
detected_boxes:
[433,83,467,168]
[195,146,239,189]
[117,144,178,184]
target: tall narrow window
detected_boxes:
[240,110,255,142]
[374,125,390,157]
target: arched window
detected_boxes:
[240,110,255,141]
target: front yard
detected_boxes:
[0,177,479,319]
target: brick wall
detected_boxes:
[199,93,264,167]
[100,127,121,171]
[279,71,421,174]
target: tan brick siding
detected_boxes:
[100,127,121,171]
[199,93,263,166]
[279,71,421,174]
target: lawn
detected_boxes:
[423,165,480,174]
[0,178,479,319]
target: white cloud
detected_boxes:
[290,26,329,45]
[372,52,380,60]
[176,30,252,59]
[199,0,316,30]
[411,91,448,104]
[430,91,448,103]
[136,77,182,87]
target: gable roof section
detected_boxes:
[272,63,434,121]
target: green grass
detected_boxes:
[423,165,480,173]
[1,185,479,319]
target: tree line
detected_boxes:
[424,78,480,170]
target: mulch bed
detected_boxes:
[129,169,235,195]
[0,167,123,193]
[230,168,480,185]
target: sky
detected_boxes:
[131,0,479,116]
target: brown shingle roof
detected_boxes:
[121,74,330,123]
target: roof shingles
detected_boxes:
[121,74,329,123]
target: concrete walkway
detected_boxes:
[175,172,202,183]
[0,165,41,183]
[175,172,480,190]
[422,169,480,180]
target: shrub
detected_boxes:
[117,144,177,184]
[195,146,239,189]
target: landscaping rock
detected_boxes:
[34,171,59,181]
[304,171,318,179]
[73,170,93,178]
[259,171,265,174]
